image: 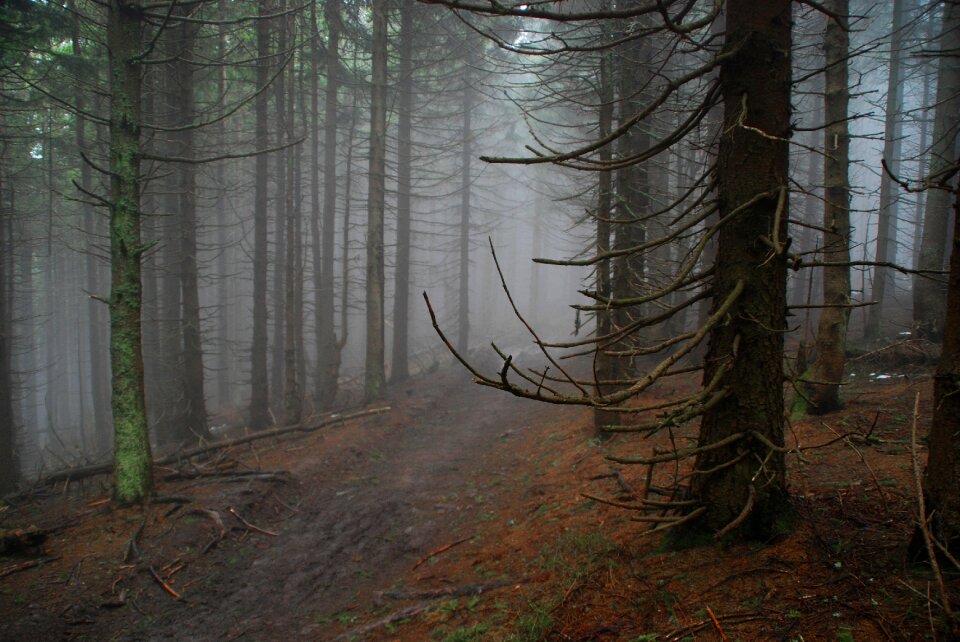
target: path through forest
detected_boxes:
[156,369,566,641]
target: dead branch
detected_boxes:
[33,407,390,489]
[188,509,226,555]
[411,535,473,570]
[148,565,184,601]
[375,578,522,603]
[227,507,278,537]
[332,604,431,642]
[0,557,58,579]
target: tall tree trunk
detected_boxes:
[365,0,388,401]
[593,50,616,435]
[71,0,111,445]
[457,64,473,354]
[249,2,272,430]
[215,0,231,411]
[107,0,152,503]
[391,0,414,382]
[798,0,851,415]
[683,0,791,539]
[0,140,16,493]
[914,0,960,340]
[283,33,302,424]
[174,12,209,442]
[866,0,908,341]
[271,0,288,413]
[915,174,960,591]
[315,0,341,408]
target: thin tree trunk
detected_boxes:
[866,0,908,341]
[315,0,341,408]
[391,0,414,382]
[215,0,231,410]
[913,0,960,340]
[0,138,16,493]
[249,2,272,430]
[107,0,152,502]
[283,29,302,424]
[175,12,209,442]
[593,50,616,435]
[684,0,791,539]
[457,64,473,354]
[271,0,288,412]
[799,0,851,415]
[365,0,388,401]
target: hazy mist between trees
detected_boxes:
[1,0,959,580]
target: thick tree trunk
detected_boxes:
[914,0,960,340]
[249,2,272,430]
[391,0,414,382]
[799,0,851,415]
[315,0,342,409]
[684,0,791,539]
[365,0,388,402]
[916,178,960,570]
[107,0,152,503]
[457,65,473,354]
[866,0,907,341]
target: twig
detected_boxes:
[0,557,58,579]
[411,536,473,570]
[707,605,729,641]
[148,565,184,601]
[188,509,227,554]
[332,603,431,642]
[911,391,953,626]
[228,507,278,537]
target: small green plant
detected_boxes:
[630,635,658,642]
[441,622,490,642]
[835,627,855,642]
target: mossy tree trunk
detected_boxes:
[107,0,152,503]
[684,0,791,539]
[797,0,851,415]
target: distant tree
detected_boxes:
[795,0,851,415]
[249,0,273,430]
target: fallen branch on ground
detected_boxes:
[228,507,277,537]
[332,603,430,642]
[375,578,523,604]
[411,535,473,570]
[0,557,59,578]
[148,565,183,601]
[30,406,391,489]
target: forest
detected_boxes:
[1,0,960,640]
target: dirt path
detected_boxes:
[125,370,568,641]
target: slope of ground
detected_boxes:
[0,352,950,641]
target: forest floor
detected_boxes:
[0,342,951,641]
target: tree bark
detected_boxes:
[315,0,342,409]
[283,19,302,425]
[107,0,153,503]
[916,173,960,567]
[798,0,851,415]
[684,0,791,539]
[593,49,617,435]
[174,11,209,442]
[0,141,16,494]
[913,0,960,340]
[365,0,388,402]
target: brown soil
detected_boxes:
[0,360,950,641]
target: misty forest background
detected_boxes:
[0,0,958,537]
